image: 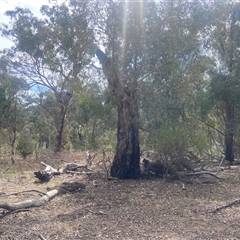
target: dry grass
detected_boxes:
[1,152,240,239]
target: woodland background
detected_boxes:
[0,0,240,167]
[2,1,240,239]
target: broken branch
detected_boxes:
[184,171,224,180]
[0,182,85,211]
[211,198,240,213]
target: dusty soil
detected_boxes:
[1,152,240,240]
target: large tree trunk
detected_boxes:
[224,102,234,163]
[96,49,140,179]
[111,88,140,178]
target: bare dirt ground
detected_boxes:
[1,152,240,240]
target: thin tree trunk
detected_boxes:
[55,106,67,153]
[10,102,17,164]
[10,139,15,164]
[224,9,235,163]
[224,102,234,163]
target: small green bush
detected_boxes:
[17,134,35,158]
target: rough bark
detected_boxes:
[95,49,140,179]
[111,91,140,178]
[222,12,235,163]
[224,102,234,163]
[55,105,67,152]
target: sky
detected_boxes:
[0,0,51,49]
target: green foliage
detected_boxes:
[147,123,189,157]
[2,0,240,162]
[16,133,35,158]
[68,84,117,151]
[1,1,95,153]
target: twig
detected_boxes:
[86,208,108,215]
[1,189,45,197]
[184,171,224,180]
[0,208,29,218]
[102,221,119,233]
[196,117,224,136]
[140,56,178,82]
[66,170,95,175]
[38,234,47,240]
[211,198,240,213]
[216,156,225,175]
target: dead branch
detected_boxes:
[35,162,94,182]
[86,208,108,215]
[66,170,95,175]
[34,162,59,182]
[34,171,53,182]
[40,162,58,172]
[0,181,85,212]
[1,189,45,196]
[184,171,224,180]
[37,234,47,240]
[57,163,90,173]
[211,198,240,213]
[216,156,225,174]
[3,208,30,216]
[86,150,96,166]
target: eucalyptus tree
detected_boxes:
[140,1,208,152]
[1,1,94,152]
[95,0,156,178]
[94,0,206,178]
[205,1,240,162]
[0,57,29,162]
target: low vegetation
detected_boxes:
[1,152,240,239]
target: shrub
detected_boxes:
[17,133,35,158]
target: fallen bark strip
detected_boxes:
[211,198,240,213]
[0,182,85,211]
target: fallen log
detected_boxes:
[34,171,53,182]
[0,181,85,211]
[34,162,95,182]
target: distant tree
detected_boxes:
[0,57,29,162]
[1,1,94,152]
[16,131,35,158]
[68,82,116,151]
[204,2,240,163]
